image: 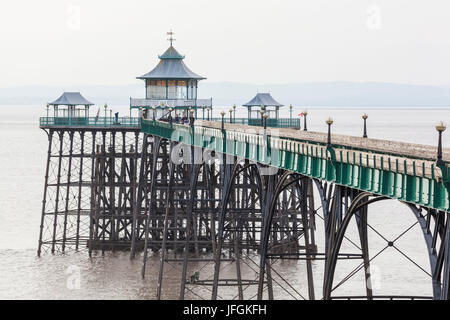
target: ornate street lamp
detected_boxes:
[263,113,269,130]
[152,106,156,121]
[303,111,308,131]
[220,111,226,130]
[233,104,236,121]
[259,109,265,126]
[289,104,293,120]
[207,107,211,121]
[362,113,368,138]
[229,108,233,123]
[189,108,195,127]
[168,107,173,124]
[436,121,446,165]
[326,117,333,147]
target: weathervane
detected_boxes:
[167,30,175,46]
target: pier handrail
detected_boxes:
[141,118,450,212]
[39,117,141,128]
[209,117,300,128]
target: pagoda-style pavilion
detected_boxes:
[49,92,93,117]
[243,92,284,123]
[47,92,94,125]
[130,32,212,119]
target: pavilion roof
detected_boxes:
[49,92,94,106]
[243,93,284,107]
[158,46,185,59]
[137,45,206,80]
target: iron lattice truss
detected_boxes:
[38,128,142,255]
[38,129,450,300]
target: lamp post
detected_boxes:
[220,111,226,130]
[152,106,156,121]
[436,121,446,165]
[289,104,293,120]
[189,108,195,127]
[168,107,173,124]
[263,113,269,130]
[229,108,233,123]
[362,113,368,138]
[303,111,308,131]
[326,117,333,147]
[46,104,49,120]
[259,109,265,126]
[104,104,108,125]
[207,107,210,121]
[233,104,236,121]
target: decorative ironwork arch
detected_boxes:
[323,193,449,300]
[211,157,265,300]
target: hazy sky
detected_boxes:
[1,0,449,87]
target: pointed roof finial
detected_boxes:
[167,29,175,46]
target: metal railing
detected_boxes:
[140,119,450,212]
[39,116,299,128]
[208,117,301,128]
[39,117,141,127]
[130,98,213,108]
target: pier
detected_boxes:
[37,36,450,300]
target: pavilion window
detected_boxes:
[188,80,193,99]
[167,80,177,99]
[175,80,187,99]
[147,80,166,99]
[189,80,197,99]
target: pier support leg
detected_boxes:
[37,129,53,256]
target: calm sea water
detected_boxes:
[0,105,449,299]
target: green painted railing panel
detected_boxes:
[141,120,450,212]
[40,117,141,128]
[209,117,300,128]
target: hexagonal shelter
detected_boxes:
[243,93,284,123]
[46,92,95,126]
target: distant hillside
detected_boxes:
[200,82,450,108]
[0,84,142,106]
[1,82,450,108]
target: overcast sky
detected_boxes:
[0,0,449,87]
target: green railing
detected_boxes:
[141,119,450,212]
[209,117,300,128]
[39,116,298,128]
[39,117,141,127]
